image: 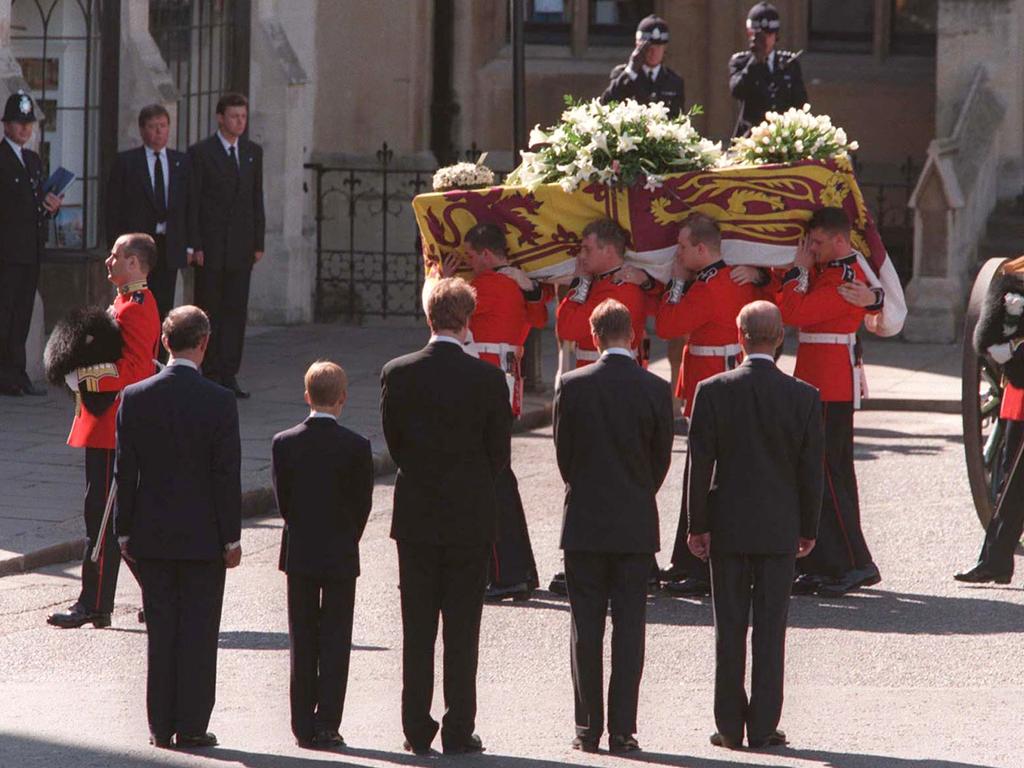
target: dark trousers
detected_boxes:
[287,573,356,742]
[194,263,251,382]
[979,419,1024,576]
[0,262,39,388]
[136,558,226,741]
[488,468,538,588]
[710,551,795,745]
[668,450,710,581]
[799,402,872,578]
[396,540,489,749]
[79,447,139,613]
[564,550,649,740]
[147,235,177,311]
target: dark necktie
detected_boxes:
[648,69,656,86]
[228,144,239,176]
[153,151,167,221]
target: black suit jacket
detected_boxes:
[105,146,190,268]
[115,363,241,560]
[687,358,823,554]
[0,140,48,265]
[381,340,512,546]
[554,353,675,554]
[272,416,374,580]
[729,49,808,137]
[187,134,265,270]
[601,64,685,118]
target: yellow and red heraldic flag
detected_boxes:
[413,157,905,336]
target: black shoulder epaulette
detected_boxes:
[131,291,145,304]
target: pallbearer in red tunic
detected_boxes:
[458,222,549,601]
[654,214,764,597]
[47,234,162,629]
[777,207,885,598]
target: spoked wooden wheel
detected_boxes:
[962,257,1008,528]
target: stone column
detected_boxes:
[117,0,177,151]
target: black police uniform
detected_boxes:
[0,91,50,396]
[730,3,808,137]
[601,15,685,118]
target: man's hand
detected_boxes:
[988,343,1014,364]
[614,264,648,286]
[253,250,264,264]
[502,266,536,291]
[627,41,650,75]
[793,236,813,270]
[751,31,770,62]
[192,250,205,267]
[730,265,762,286]
[43,192,62,214]
[797,538,816,558]
[224,545,242,569]
[837,280,876,308]
[120,540,134,564]
[440,252,466,279]
[687,532,711,562]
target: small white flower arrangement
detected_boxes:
[730,104,859,165]
[506,96,721,193]
[432,161,496,192]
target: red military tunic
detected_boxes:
[556,270,651,368]
[655,261,761,417]
[1002,382,1024,420]
[777,254,875,403]
[67,281,161,449]
[469,269,550,416]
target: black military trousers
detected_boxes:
[978,419,1024,576]
[0,261,39,388]
[396,540,489,750]
[488,467,539,588]
[564,550,649,740]
[799,401,873,578]
[148,236,177,314]
[137,557,226,742]
[79,447,139,614]
[193,262,252,382]
[287,573,356,742]
[668,451,711,581]
[710,551,795,745]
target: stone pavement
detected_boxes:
[0,323,959,576]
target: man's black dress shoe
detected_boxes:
[175,732,218,748]
[954,564,1012,584]
[748,729,788,748]
[791,573,821,596]
[149,733,173,749]
[660,565,686,582]
[608,734,640,753]
[647,574,660,595]
[223,377,250,399]
[485,582,532,602]
[442,734,485,755]
[313,729,346,748]
[817,563,881,597]
[402,739,435,756]
[47,604,111,629]
[572,736,599,753]
[664,576,711,597]
[709,732,741,749]
[548,572,568,596]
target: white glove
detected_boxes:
[988,343,1013,364]
[64,370,79,392]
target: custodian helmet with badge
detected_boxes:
[747,2,781,32]
[636,14,670,44]
[2,90,38,124]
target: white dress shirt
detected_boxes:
[308,410,338,421]
[217,130,240,168]
[145,145,170,234]
[745,353,775,363]
[4,136,25,166]
[601,347,634,359]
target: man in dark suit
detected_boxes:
[187,92,265,398]
[106,104,190,332]
[380,277,512,756]
[553,298,674,755]
[272,360,374,750]
[0,90,62,396]
[115,305,241,749]
[687,300,823,750]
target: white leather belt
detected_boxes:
[797,332,864,409]
[576,348,637,362]
[689,343,741,357]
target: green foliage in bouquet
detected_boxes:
[506,96,722,193]
[730,104,859,165]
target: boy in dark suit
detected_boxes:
[272,360,374,750]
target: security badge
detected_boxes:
[19,95,31,115]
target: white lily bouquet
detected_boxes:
[730,104,859,165]
[506,96,722,193]
[432,160,496,192]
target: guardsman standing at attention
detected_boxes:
[0,90,62,396]
[455,221,549,602]
[730,2,808,138]
[655,214,765,598]
[777,207,884,598]
[48,233,162,629]
[601,15,685,118]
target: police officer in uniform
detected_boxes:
[729,2,808,138]
[601,15,685,118]
[0,90,62,396]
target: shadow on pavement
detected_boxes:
[217,630,389,652]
